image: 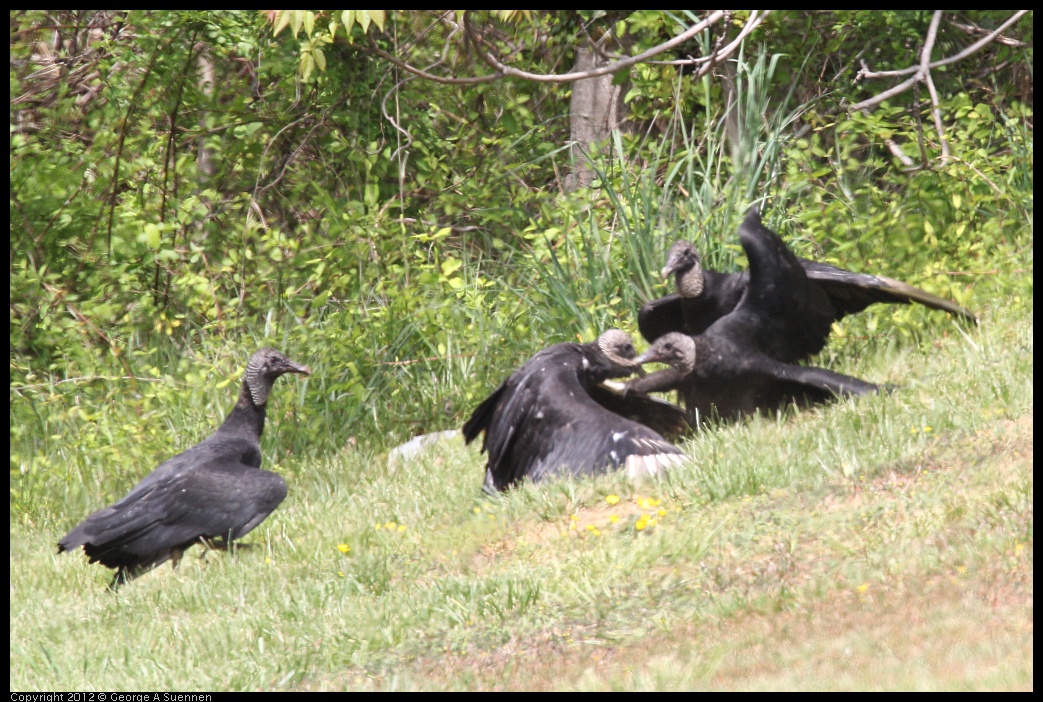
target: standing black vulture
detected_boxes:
[638,222,977,357]
[628,210,884,424]
[463,330,687,493]
[58,348,310,588]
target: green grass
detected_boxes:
[10,49,1032,690]
[10,264,1032,690]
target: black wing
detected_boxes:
[58,437,286,573]
[640,221,977,348]
[637,270,748,344]
[675,356,883,424]
[637,293,687,344]
[800,259,978,324]
[745,355,883,408]
[464,344,684,491]
[727,208,835,361]
[588,382,691,440]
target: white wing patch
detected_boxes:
[624,452,685,480]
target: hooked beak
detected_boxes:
[633,348,664,367]
[287,361,312,376]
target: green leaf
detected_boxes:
[140,223,161,249]
[364,182,379,207]
[369,10,386,32]
[611,67,631,86]
[441,257,462,276]
[290,10,304,38]
[273,11,291,36]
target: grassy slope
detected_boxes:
[10,271,1032,691]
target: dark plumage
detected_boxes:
[58,348,310,588]
[628,210,883,424]
[630,332,881,424]
[463,330,687,493]
[639,223,978,359]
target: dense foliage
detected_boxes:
[9,11,1033,513]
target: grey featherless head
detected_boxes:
[662,241,704,299]
[245,349,311,406]
[662,333,697,376]
[596,329,639,367]
[633,332,697,376]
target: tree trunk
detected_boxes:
[196,49,216,181]
[563,42,629,192]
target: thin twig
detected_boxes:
[14,376,177,391]
[379,353,476,367]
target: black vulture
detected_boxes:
[463,330,688,493]
[58,348,310,588]
[638,221,978,358]
[629,332,881,425]
[628,210,884,424]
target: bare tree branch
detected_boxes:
[464,10,727,83]
[918,12,950,162]
[852,72,919,111]
[685,11,769,81]
[886,137,917,168]
[948,16,1027,46]
[848,11,1029,167]
[855,10,1029,82]
[363,11,768,94]
[645,11,767,69]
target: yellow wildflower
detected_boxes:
[606,494,620,505]
[337,543,350,553]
